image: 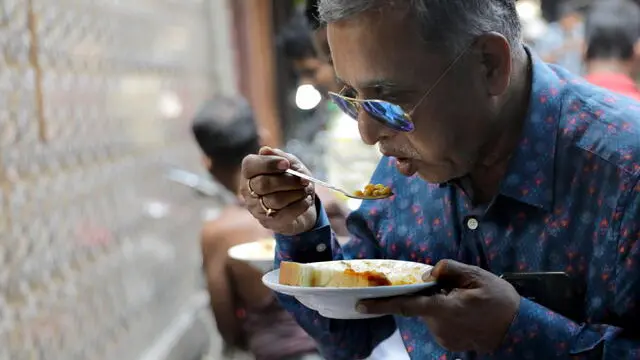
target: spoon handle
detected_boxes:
[285,169,347,196]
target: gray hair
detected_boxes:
[318,0,522,54]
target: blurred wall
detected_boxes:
[231,0,282,147]
[0,0,236,359]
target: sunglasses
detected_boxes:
[328,43,473,132]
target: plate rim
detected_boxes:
[227,238,275,262]
[261,260,436,295]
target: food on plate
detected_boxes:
[354,184,392,198]
[279,260,426,287]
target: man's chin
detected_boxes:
[415,170,450,184]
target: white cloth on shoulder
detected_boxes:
[366,329,410,360]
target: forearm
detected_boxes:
[492,298,640,359]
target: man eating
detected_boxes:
[241,0,640,359]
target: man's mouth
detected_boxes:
[379,148,418,176]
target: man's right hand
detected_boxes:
[241,147,318,235]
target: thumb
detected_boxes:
[257,146,292,169]
[259,146,278,156]
[428,259,480,288]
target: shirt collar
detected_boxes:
[498,48,562,211]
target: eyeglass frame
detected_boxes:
[327,41,476,132]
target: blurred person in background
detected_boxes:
[277,12,359,220]
[278,14,339,95]
[192,96,328,360]
[305,0,331,63]
[631,0,640,81]
[277,15,335,183]
[583,0,640,101]
[536,1,585,75]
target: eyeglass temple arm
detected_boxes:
[409,44,474,116]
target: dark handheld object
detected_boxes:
[500,272,585,323]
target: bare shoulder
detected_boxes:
[201,206,271,250]
[201,207,252,237]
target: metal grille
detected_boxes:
[0,0,219,358]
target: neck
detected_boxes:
[586,60,632,77]
[468,47,532,204]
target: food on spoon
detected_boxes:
[354,183,392,198]
[279,260,426,287]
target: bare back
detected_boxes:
[202,205,318,359]
[202,205,273,307]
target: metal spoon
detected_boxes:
[285,168,392,200]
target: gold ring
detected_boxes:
[259,197,276,217]
[247,179,259,198]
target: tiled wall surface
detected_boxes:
[0,0,224,358]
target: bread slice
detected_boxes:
[279,260,425,288]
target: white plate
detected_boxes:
[262,259,435,319]
[228,238,275,274]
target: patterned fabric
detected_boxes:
[274,50,640,360]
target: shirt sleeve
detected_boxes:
[273,158,397,360]
[492,177,640,359]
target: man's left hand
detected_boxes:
[357,260,521,354]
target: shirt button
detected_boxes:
[466,217,479,230]
[316,243,327,252]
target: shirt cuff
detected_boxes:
[274,197,334,264]
[492,297,606,358]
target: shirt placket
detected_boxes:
[451,191,497,360]
[452,185,491,271]
[453,210,485,360]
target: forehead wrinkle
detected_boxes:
[328,19,431,94]
[335,75,404,91]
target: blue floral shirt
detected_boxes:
[274,52,640,359]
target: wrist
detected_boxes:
[299,205,319,235]
[292,195,324,235]
[491,297,589,358]
[274,197,333,261]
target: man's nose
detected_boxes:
[357,111,394,145]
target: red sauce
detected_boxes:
[344,269,392,286]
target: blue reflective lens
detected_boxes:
[328,93,414,132]
[361,101,414,132]
[329,93,358,119]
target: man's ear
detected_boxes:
[476,32,512,97]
